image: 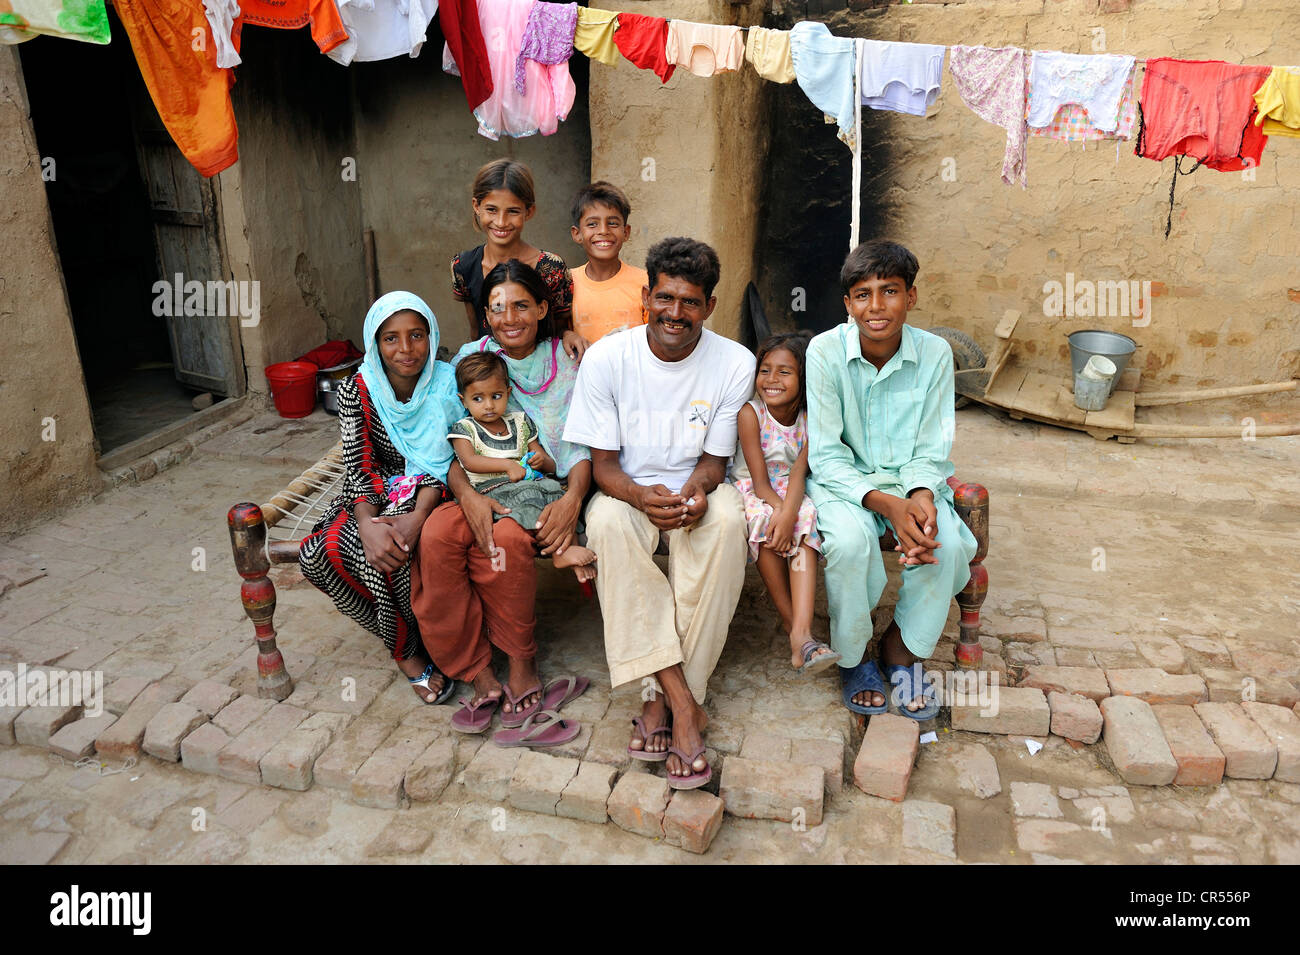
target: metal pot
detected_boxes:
[317,358,362,415]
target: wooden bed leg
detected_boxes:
[228,503,294,701]
[948,479,989,670]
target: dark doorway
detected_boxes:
[19,16,233,455]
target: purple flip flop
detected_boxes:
[542,675,590,712]
[627,716,671,763]
[451,694,500,734]
[498,682,544,729]
[492,710,582,748]
[666,744,712,790]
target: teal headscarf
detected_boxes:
[453,335,590,480]
[358,292,462,483]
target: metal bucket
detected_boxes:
[1067,330,1136,397]
[317,358,362,415]
[1073,355,1116,412]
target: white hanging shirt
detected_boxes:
[328,0,439,66]
[203,0,242,69]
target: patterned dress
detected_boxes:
[732,399,822,562]
[299,373,447,660]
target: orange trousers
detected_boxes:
[115,0,239,177]
[411,502,538,681]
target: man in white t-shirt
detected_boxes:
[563,237,755,791]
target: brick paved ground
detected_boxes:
[1,405,1298,863]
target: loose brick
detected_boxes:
[1136,637,1188,674]
[350,725,428,809]
[662,789,724,854]
[740,731,791,762]
[557,762,617,823]
[94,682,185,759]
[462,742,524,802]
[1099,696,1177,786]
[1201,668,1299,708]
[1105,669,1208,705]
[405,738,456,802]
[1018,666,1110,702]
[142,703,207,762]
[217,703,308,785]
[180,722,232,776]
[103,676,152,717]
[1048,691,1102,744]
[48,714,118,760]
[260,713,348,791]
[13,692,82,748]
[721,755,823,825]
[1177,635,1233,672]
[950,685,1050,736]
[790,736,844,793]
[211,694,274,736]
[1241,702,1300,783]
[509,751,580,815]
[1194,702,1277,780]
[853,713,920,802]
[1151,704,1225,787]
[179,680,240,718]
[902,799,957,858]
[313,718,396,791]
[607,772,670,838]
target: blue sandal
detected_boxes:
[841,659,889,715]
[409,662,457,706]
[886,662,940,721]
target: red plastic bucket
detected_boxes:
[265,361,319,418]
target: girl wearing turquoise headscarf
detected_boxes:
[411,260,594,737]
[300,292,464,706]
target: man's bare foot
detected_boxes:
[397,656,447,703]
[664,697,709,779]
[880,620,925,711]
[502,655,541,715]
[554,545,597,583]
[469,667,503,707]
[629,695,671,755]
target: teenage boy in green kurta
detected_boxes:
[805,240,977,719]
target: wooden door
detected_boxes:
[132,93,243,397]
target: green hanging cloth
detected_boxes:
[0,0,111,45]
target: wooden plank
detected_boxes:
[1083,388,1136,431]
[1015,371,1086,424]
[983,358,1029,409]
[994,309,1021,339]
[982,341,1016,394]
[1116,366,1141,393]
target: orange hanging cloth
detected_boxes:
[236,0,349,53]
[114,0,240,178]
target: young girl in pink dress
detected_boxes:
[733,333,840,674]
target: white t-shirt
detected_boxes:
[328,0,439,66]
[563,326,756,490]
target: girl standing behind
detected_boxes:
[451,158,586,361]
[734,333,840,674]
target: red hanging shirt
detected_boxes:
[613,12,674,84]
[1137,58,1272,171]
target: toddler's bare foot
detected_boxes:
[554,545,597,575]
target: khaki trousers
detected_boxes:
[584,484,748,704]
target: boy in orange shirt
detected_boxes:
[569,182,650,344]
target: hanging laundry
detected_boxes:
[1136,58,1271,171]
[573,7,619,67]
[612,11,674,84]
[949,45,1029,187]
[514,1,577,94]
[859,39,945,116]
[328,0,438,65]
[0,0,109,44]
[744,26,795,84]
[1030,59,1137,142]
[238,0,349,54]
[203,0,243,69]
[114,0,239,177]
[788,20,858,150]
[1253,66,1300,139]
[1025,51,1134,138]
[439,0,494,110]
[665,20,743,78]
[471,0,574,140]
